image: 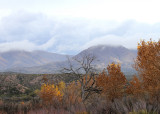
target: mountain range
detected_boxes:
[0,45,137,74]
[0,50,70,71]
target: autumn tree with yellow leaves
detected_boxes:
[97,62,127,101]
[134,39,160,100]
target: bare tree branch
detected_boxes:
[62,52,100,101]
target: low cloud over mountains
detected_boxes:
[0,12,159,54]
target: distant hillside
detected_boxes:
[78,45,137,69]
[5,45,137,74]
[0,50,70,71]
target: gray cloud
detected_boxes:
[0,11,159,54]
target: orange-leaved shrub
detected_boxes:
[97,62,127,101]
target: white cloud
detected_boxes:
[0,11,159,54]
[81,30,160,51]
[0,40,38,52]
[41,37,56,50]
[0,38,57,52]
[82,35,122,50]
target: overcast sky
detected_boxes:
[0,0,160,54]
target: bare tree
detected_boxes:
[62,52,101,101]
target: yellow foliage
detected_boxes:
[134,39,160,99]
[57,81,65,92]
[137,45,141,49]
[39,81,65,103]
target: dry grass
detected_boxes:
[0,95,160,114]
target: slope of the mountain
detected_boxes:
[6,45,137,74]
[0,50,70,70]
[78,45,137,66]
[77,45,137,74]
